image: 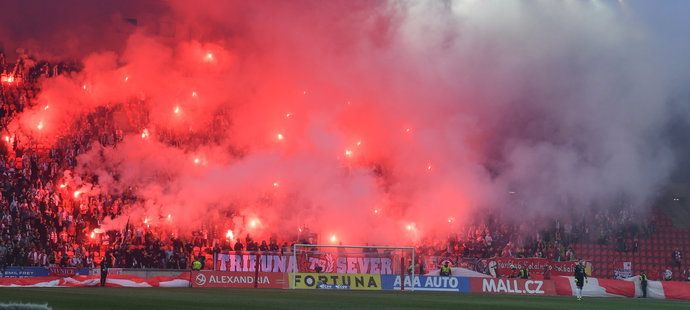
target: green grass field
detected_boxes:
[0,288,688,310]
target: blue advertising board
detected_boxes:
[0,267,50,277]
[0,267,90,278]
[381,275,470,292]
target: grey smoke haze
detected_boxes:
[3,0,690,241]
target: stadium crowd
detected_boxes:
[417,206,652,263]
[0,51,677,278]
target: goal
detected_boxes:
[291,244,416,291]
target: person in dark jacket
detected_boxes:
[100,259,109,287]
[519,266,529,279]
[574,260,587,301]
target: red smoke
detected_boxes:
[3,0,678,245]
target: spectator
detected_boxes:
[233,240,244,252]
[673,249,682,268]
[664,267,673,281]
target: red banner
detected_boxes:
[191,271,286,289]
[0,274,189,287]
[492,258,577,277]
[550,261,577,276]
[216,253,395,274]
[469,278,557,295]
[661,281,690,300]
[597,278,635,297]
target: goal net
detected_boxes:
[291,244,416,291]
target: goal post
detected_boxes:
[291,244,415,291]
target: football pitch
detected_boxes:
[0,288,688,310]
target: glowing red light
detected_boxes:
[249,218,259,228]
[1,74,15,84]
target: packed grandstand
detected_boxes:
[3,0,690,306]
[1,53,689,285]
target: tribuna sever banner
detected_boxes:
[216,253,394,274]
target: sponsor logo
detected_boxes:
[317,284,350,290]
[49,267,84,277]
[290,273,381,290]
[195,273,207,286]
[0,267,85,278]
[472,278,556,295]
[381,275,470,292]
[192,271,285,288]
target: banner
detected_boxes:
[613,262,632,279]
[0,267,50,278]
[0,274,190,287]
[289,273,382,290]
[661,281,690,300]
[191,271,285,288]
[469,278,557,295]
[0,267,90,278]
[217,254,296,273]
[48,267,90,277]
[381,275,470,292]
[490,258,578,277]
[217,253,394,274]
[555,276,635,298]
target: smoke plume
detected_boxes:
[4,0,689,244]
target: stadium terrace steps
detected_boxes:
[572,209,690,280]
